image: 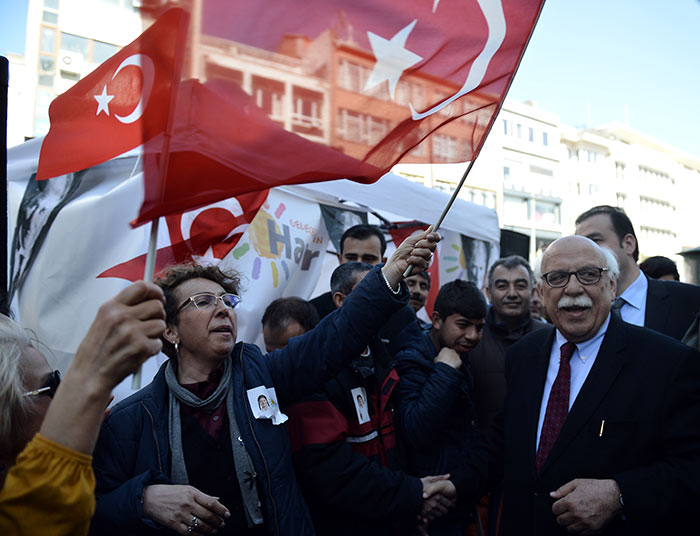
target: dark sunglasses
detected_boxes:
[24,370,62,399]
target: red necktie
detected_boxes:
[535,341,576,473]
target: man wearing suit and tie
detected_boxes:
[575,205,700,340]
[491,235,700,535]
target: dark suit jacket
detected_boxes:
[491,315,700,535]
[645,276,700,340]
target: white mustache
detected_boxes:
[557,295,593,309]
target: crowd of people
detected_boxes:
[2,205,700,536]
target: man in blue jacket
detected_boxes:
[396,279,490,535]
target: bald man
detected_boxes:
[490,236,700,535]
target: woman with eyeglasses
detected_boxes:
[91,229,439,536]
[0,281,166,535]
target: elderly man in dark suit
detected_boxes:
[575,205,700,340]
[491,235,700,535]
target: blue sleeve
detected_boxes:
[91,414,171,533]
[267,266,409,403]
[394,328,466,450]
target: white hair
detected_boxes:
[0,315,34,460]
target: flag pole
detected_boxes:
[402,159,475,278]
[1,57,8,312]
[130,217,159,389]
[131,8,190,390]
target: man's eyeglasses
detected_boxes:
[177,293,241,312]
[541,268,609,288]
[23,370,61,399]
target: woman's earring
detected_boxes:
[174,341,179,354]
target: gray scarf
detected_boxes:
[165,358,263,526]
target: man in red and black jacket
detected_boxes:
[288,262,456,536]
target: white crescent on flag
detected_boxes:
[180,198,248,245]
[410,0,506,120]
[113,53,155,124]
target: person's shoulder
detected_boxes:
[109,362,168,418]
[514,323,555,348]
[649,277,700,298]
[620,318,694,350]
[527,317,549,332]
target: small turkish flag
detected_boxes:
[36,8,188,181]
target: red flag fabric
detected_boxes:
[133,0,543,223]
[134,79,380,225]
[35,8,188,181]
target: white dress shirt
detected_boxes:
[617,271,647,327]
[536,314,611,449]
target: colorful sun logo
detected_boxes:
[232,200,291,288]
[444,242,467,279]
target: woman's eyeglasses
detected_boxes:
[23,370,62,399]
[177,293,241,312]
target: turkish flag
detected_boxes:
[36,8,188,180]
[132,0,543,223]
[193,0,544,171]
[100,189,269,282]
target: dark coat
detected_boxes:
[394,328,488,510]
[491,314,700,535]
[469,308,546,429]
[287,336,422,536]
[644,276,700,340]
[91,266,408,536]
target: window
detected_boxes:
[292,87,324,136]
[542,132,548,146]
[336,109,388,145]
[44,0,59,8]
[432,134,461,161]
[504,194,529,221]
[502,119,508,135]
[528,127,534,142]
[41,27,56,53]
[39,56,55,72]
[60,33,90,59]
[535,200,560,225]
[42,10,58,24]
[516,123,522,138]
[92,41,118,64]
[503,166,510,180]
[38,74,54,86]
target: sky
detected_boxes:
[2,0,700,156]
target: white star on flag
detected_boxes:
[364,20,423,101]
[94,86,115,116]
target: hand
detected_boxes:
[73,280,166,393]
[383,228,440,289]
[550,478,622,534]
[143,484,230,535]
[434,347,462,369]
[39,281,166,455]
[419,475,457,524]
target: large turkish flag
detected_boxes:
[131,0,544,224]
[36,8,188,180]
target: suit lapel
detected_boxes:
[539,316,629,475]
[645,276,670,333]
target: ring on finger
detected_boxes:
[192,516,199,527]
